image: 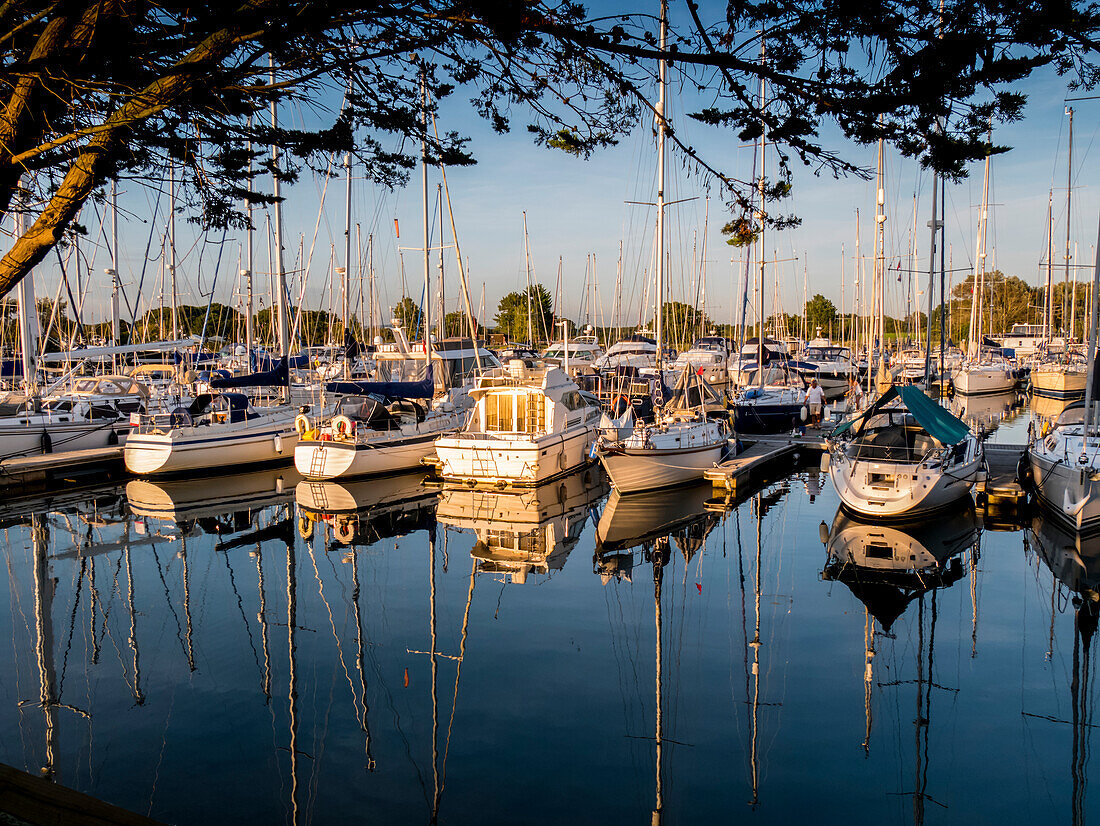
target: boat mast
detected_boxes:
[271,57,290,363]
[244,117,255,364]
[756,38,766,389]
[420,69,433,360]
[522,211,533,345]
[1082,211,1100,444]
[1066,106,1074,341]
[169,163,179,341]
[874,136,889,392]
[110,182,121,355]
[1046,192,1055,342]
[655,0,668,373]
[342,151,352,377]
[924,165,940,390]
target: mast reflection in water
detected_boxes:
[0,465,1099,822]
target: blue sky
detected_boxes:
[13,7,1100,340]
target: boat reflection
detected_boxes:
[1026,517,1100,826]
[295,470,437,546]
[822,505,980,820]
[947,390,1023,435]
[126,466,300,525]
[1031,393,1074,428]
[436,466,608,583]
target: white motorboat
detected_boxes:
[434,361,601,487]
[592,333,657,372]
[999,322,1048,359]
[124,392,299,475]
[952,358,1017,396]
[542,334,604,376]
[798,344,857,400]
[597,368,729,493]
[0,374,151,459]
[827,384,983,518]
[668,336,736,387]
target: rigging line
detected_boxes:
[220,545,261,675]
[305,542,359,723]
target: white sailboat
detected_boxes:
[595,0,728,494]
[1029,213,1100,533]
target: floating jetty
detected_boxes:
[0,445,125,493]
[977,443,1029,510]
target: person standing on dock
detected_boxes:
[845,376,864,414]
[807,379,825,425]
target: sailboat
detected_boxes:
[953,132,1017,397]
[595,0,728,493]
[1029,212,1100,533]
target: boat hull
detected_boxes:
[827,448,981,519]
[1029,447,1100,533]
[435,425,597,487]
[732,402,805,434]
[953,366,1016,396]
[124,419,298,475]
[599,441,725,494]
[0,418,131,460]
[295,431,442,481]
[1031,368,1087,400]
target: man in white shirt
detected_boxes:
[806,379,826,425]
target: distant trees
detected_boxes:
[495,285,554,344]
[804,295,838,334]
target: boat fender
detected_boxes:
[295,414,310,437]
[274,434,283,453]
[40,429,52,454]
[1016,454,1032,486]
[298,515,314,540]
[1040,421,1051,438]
[819,452,830,473]
[818,521,829,544]
[333,415,354,440]
[800,406,809,422]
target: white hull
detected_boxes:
[1030,445,1100,533]
[124,415,298,475]
[295,432,441,480]
[953,365,1016,396]
[828,440,981,518]
[1031,368,1087,399]
[599,441,725,493]
[435,425,597,487]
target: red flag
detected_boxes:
[696,366,705,376]
[696,582,703,594]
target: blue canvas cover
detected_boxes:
[832,384,971,445]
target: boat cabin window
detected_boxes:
[1056,405,1086,428]
[484,391,546,433]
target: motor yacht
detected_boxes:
[827,384,982,518]
[592,333,658,372]
[668,336,735,387]
[796,344,856,400]
[541,333,604,376]
[434,361,601,487]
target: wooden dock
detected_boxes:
[978,442,1029,510]
[705,441,799,494]
[0,446,125,492]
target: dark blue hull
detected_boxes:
[732,402,804,434]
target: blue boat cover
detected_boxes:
[326,365,434,399]
[209,357,290,389]
[832,384,971,445]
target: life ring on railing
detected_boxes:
[294,414,310,437]
[612,394,632,417]
[333,415,354,440]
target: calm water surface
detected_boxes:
[0,394,1096,824]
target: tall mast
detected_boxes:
[420,70,432,358]
[1046,192,1055,341]
[924,167,940,389]
[169,163,178,341]
[522,211,533,344]
[975,130,992,353]
[655,0,668,372]
[342,152,352,377]
[244,117,254,362]
[874,136,888,392]
[1066,107,1074,340]
[1082,212,1100,443]
[755,38,766,388]
[271,57,290,361]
